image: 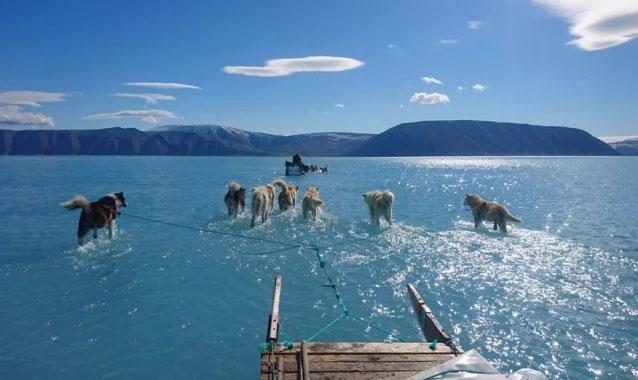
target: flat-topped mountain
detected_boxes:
[352,120,617,156]
[0,121,618,156]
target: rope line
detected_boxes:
[121,212,303,248]
[306,313,347,342]
[229,245,301,256]
[348,313,406,342]
[119,212,408,344]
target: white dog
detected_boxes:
[251,185,272,227]
[302,187,324,221]
[363,190,394,226]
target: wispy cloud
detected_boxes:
[472,83,488,91]
[439,38,460,44]
[124,82,201,90]
[422,76,443,85]
[387,44,396,49]
[115,93,176,105]
[532,0,638,51]
[457,86,464,91]
[334,103,345,108]
[467,20,483,30]
[0,91,68,107]
[410,92,450,105]
[223,56,364,77]
[83,109,177,123]
[0,105,55,127]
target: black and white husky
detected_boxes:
[61,192,128,246]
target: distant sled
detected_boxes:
[284,152,327,176]
[285,160,304,176]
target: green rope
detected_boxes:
[257,339,294,353]
[348,313,407,343]
[304,243,406,343]
[122,212,410,344]
[257,341,273,353]
[306,313,348,342]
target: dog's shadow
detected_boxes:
[207,210,251,228]
[356,220,394,237]
[455,220,517,240]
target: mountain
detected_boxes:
[352,120,617,156]
[0,121,618,156]
[0,126,372,156]
[606,137,638,155]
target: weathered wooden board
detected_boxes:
[300,340,310,380]
[267,353,452,363]
[267,275,282,342]
[260,342,454,380]
[262,360,451,373]
[261,370,427,380]
[407,284,461,354]
[269,342,454,354]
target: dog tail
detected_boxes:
[228,181,241,193]
[381,191,394,206]
[61,195,90,211]
[272,179,288,192]
[505,211,521,223]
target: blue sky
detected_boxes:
[1,0,637,136]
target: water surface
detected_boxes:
[1,156,636,379]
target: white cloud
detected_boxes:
[223,56,364,77]
[124,82,201,90]
[398,104,404,109]
[334,103,345,108]
[532,0,638,51]
[387,44,396,48]
[472,83,488,91]
[0,91,68,107]
[457,86,464,91]
[410,92,450,105]
[439,38,460,44]
[0,105,55,127]
[115,93,176,105]
[83,109,177,124]
[467,20,483,30]
[422,76,443,85]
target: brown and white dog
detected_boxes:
[251,185,274,227]
[302,187,324,221]
[61,192,128,246]
[363,190,394,226]
[273,179,298,212]
[463,194,521,233]
[224,181,246,217]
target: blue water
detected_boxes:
[1,156,636,379]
